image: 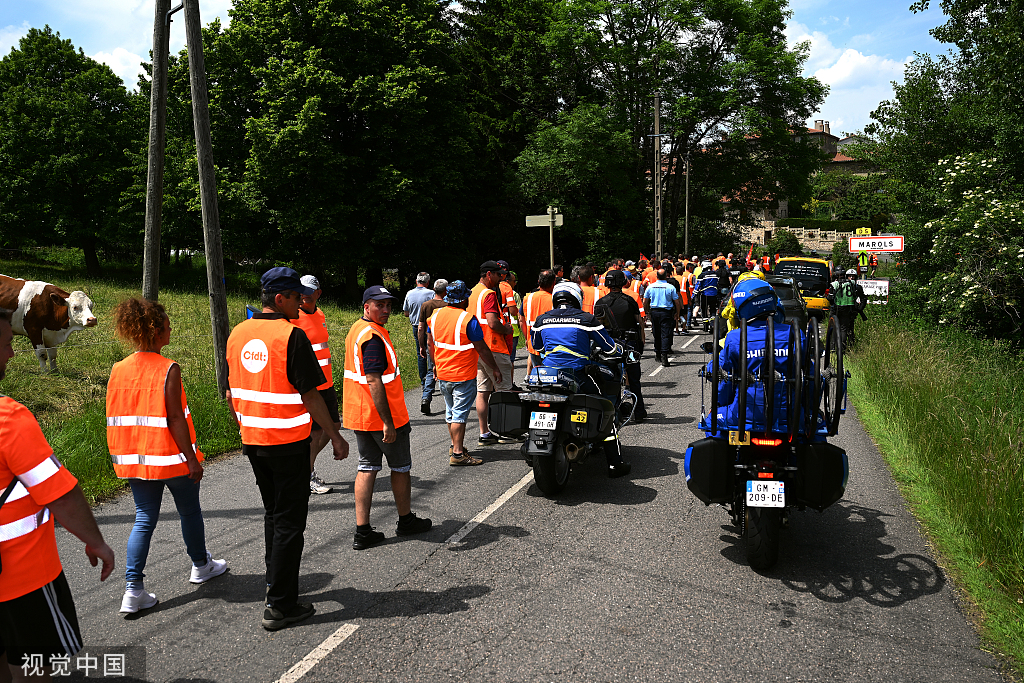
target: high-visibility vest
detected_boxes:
[342,318,410,432]
[623,287,646,316]
[628,278,642,297]
[227,318,312,446]
[672,275,688,305]
[294,307,332,390]
[523,289,553,355]
[0,397,78,601]
[762,255,771,272]
[428,306,478,382]
[643,269,657,286]
[106,352,204,480]
[580,284,609,314]
[869,254,878,267]
[469,283,508,355]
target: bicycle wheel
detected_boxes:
[805,317,821,438]
[821,315,844,435]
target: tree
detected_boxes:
[766,228,802,256]
[0,27,143,273]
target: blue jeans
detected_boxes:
[412,326,428,383]
[126,476,208,588]
[422,353,436,402]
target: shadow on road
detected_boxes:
[308,583,492,623]
[715,500,945,607]
[447,522,530,552]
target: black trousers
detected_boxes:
[625,358,647,419]
[248,452,311,612]
[649,308,675,356]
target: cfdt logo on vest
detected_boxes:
[241,339,270,373]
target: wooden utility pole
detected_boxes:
[653,92,663,262]
[183,0,230,395]
[684,151,691,256]
[142,0,171,301]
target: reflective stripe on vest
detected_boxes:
[0,508,50,543]
[523,290,553,355]
[227,318,312,446]
[106,353,204,480]
[343,324,401,384]
[342,319,410,432]
[470,283,508,355]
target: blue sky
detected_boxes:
[0,0,951,136]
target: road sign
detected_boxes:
[855,227,872,236]
[860,278,890,304]
[849,236,903,252]
[526,214,563,227]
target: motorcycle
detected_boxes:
[684,314,850,570]
[488,348,638,496]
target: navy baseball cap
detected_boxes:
[496,259,510,274]
[262,267,315,295]
[480,260,501,274]
[362,285,397,304]
[444,280,471,304]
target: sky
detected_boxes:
[0,0,952,137]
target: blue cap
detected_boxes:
[362,285,397,304]
[261,267,315,295]
[731,279,783,322]
[444,280,471,304]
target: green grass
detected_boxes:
[0,251,420,502]
[847,312,1024,674]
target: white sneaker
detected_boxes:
[119,588,158,614]
[310,471,332,495]
[189,552,228,584]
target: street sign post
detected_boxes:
[526,207,563,269]
[849,236,904,252]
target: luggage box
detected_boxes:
[564,393,613,441]
[487,392,529,437]
[684,437,734,504]
[794,441,848,511]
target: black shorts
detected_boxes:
[310,387,340,431]
[0,572,82,663]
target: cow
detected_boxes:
[0,274,98,372]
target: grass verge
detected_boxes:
[0,253,421,502]
[847,313,1024,675]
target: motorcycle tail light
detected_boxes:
[757,472,774,479]
[752,437,783,447]
[539,403,550,407]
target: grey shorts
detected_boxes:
[354,423,412,473]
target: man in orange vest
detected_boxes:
[496,260,521,371]
[470,261,516,446]
[0,309,115,675]
[343,285,432,552]
[427,280,503,465]
[227,267,349,631]
[294,275,337,495]
[578,265,609,314]
[522,269,555,380]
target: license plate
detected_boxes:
[729,430,751,446]
[570,410,588,423]
[746,480,785,508]
[529,411,558,430]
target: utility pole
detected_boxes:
[684,151,691,257]
[548,205,557,270]
[183,0,230,395]
[653,92,663,262]
[142,0,172,301]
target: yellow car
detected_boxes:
[772,257,833,321]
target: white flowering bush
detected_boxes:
[923,153,1024,336]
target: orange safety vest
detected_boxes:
[628,278,642,297]
[342,318,410,432]
[294,307,332,390]
[428,306,478,382]
[869,254,878,267]
[622,287,646,316]
[0,397,78,601]
[523,289,553,355]
[106,352,204,480]
[469,282,509,355]
[580,283,609,314]
[227,318,312,446]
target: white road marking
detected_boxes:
[446,471,535,545]
[650,364,665,377]
[682,335,699,349]
[276,624,359,683]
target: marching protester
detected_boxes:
[595,271,648,422]
[417,279,448,415]
[643,268,681,366]
[522,269,555,381]
[0,309,115,678]
[343,286,432,551]
[226,267,349,631]
[293,275,339,495]
[469,261,516,446]
[578,265,609,314]
[107,298,228,616]
[426,281,503,466]
[402,272,435,385]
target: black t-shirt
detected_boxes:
[241,312,325,457]
[594,291,641,337]
[360,318,389,375]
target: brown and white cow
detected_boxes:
[0,274,98,372]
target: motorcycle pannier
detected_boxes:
[487,391,529,437]
[684,437,733,504]
[794,442,848,511]
[564,393,613,441]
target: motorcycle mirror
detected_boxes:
[700,341,715,354]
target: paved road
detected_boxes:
[56,330,1006,682]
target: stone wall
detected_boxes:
[738,220,850,253]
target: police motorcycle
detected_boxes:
[684,279,850,570]
[487,286,638,497]
[693,266,722,332]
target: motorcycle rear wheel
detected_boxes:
[533,442,571,497]
[744,504,781,570]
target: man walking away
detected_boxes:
[427,281,503,465]
[0,308,115,679]
[522,270,555,382]
[226,267,350,631]
[344,286,432,551]
[403,272,435,385]
[643,268,681,366]
[595,271,648,422]
[417,279,448,415]
[469,261,516,446]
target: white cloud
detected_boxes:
[785,22,842,73]
[814,49,909,90]
[0,21,30,56]
[91,47,146,89]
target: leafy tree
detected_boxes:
[0,26,142,273]
[766,228,802,256]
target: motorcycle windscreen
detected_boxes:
[684,437,734,504]
[487,392,529,436]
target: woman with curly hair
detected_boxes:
[106,297,227,615]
